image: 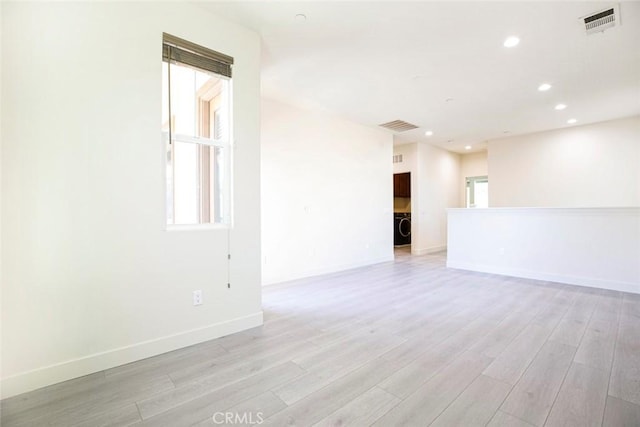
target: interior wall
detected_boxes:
[261,98,393,285]
[393,143,417,175]
[1,2,262,398]
[0,0,3,405]
[459,151,488,207]
[489,116,640,207]
[414,143,461,255]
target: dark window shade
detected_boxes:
[162,33,233,78]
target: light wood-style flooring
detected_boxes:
[2,249,640,426]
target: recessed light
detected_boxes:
[465,145,472,150]
[503,36,520,48]
[447,139,454,143]
[538,83,552,91]
[425,130,433,136]
[555,103,567,110]
[295,13,307,21]
[567,118,577,124]
[503,131,510,134]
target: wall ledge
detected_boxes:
[447,207,640,295]
[448,207,640,215]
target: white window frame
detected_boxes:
[161,36,234,231]
[162,130,233,231]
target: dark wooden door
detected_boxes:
[394,173,411,197]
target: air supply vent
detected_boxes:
[582,5,619,35]
[393,154,403,164]
[379,120,419,132]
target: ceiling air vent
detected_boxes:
[379,120,419,132]
[581,5,620,35]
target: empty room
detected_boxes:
[1,1,640,426]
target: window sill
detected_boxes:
[166,223,230,232]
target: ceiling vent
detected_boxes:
[581,5,620,35]
[379,120,419,132]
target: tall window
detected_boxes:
[162,33,233,226]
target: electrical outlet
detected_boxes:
[193,290,203,306]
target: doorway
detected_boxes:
[393,172,412,250]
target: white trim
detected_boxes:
[0,312,263,399]
[447,261,640,295]
[412,245,447,256]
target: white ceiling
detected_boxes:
[199,1,640,153]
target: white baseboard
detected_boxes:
[447,260,640,295]
[0,311,263,399]
[262,255,394,286]
[412,245,447,256]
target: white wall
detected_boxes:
[261,98,393,285]
[413,143,461,255]
[1,2,262,398]
[0,0,4,405]
[448,208,640,294]
[393,143,417,176]
[459,151,488,206]
[489,116,640,207]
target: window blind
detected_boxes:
[162,33,233,78]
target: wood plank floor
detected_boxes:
[2,249,640,426]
